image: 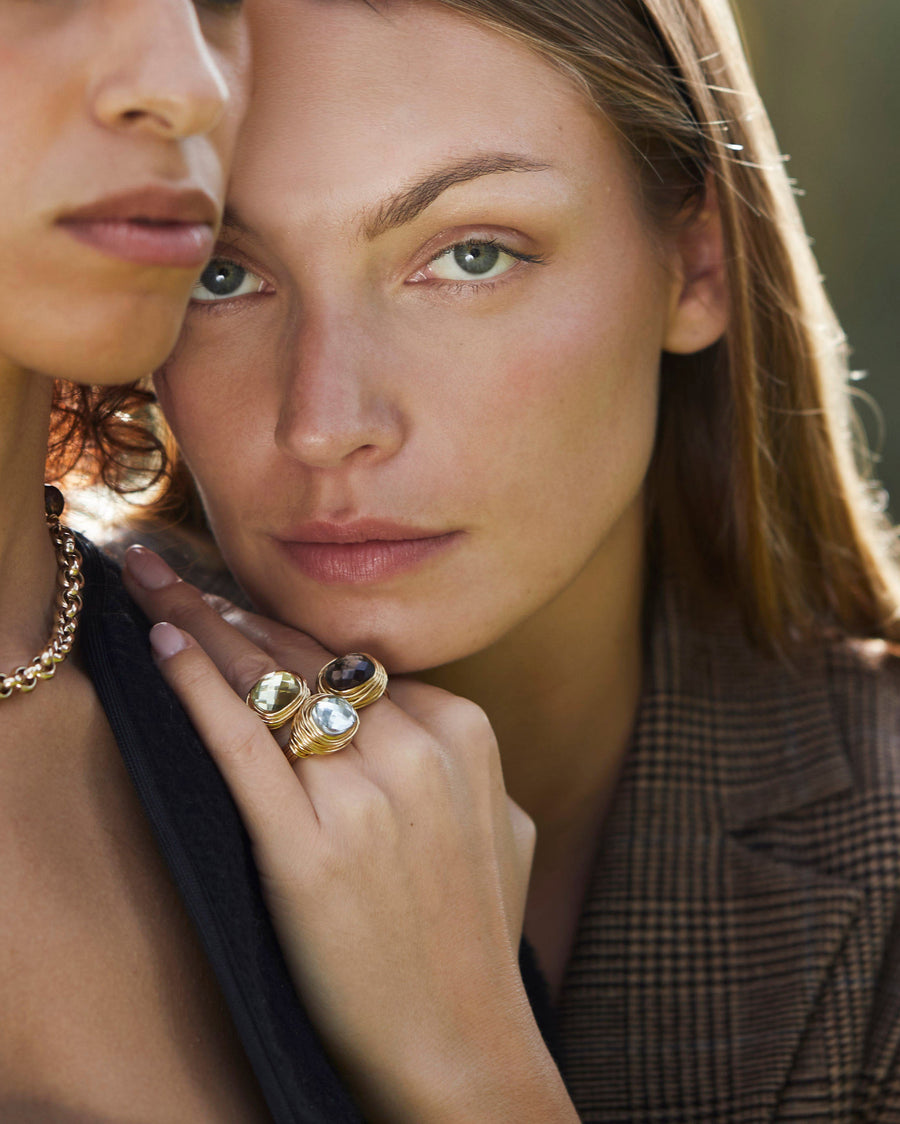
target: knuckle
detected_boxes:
[441,697,498,759]
[327,777,395,837]
[454,696,495,737]
[227,731,267,767]
[160,580,208,626]
[514,804,537,846]
[379,724,453,794]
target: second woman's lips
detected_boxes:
[57,187,218,268]
[276,524,462,584]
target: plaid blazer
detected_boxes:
[558,588,900,1122]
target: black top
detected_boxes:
[77,537,557,1123]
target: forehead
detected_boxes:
[239,0,616,216]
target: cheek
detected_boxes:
[423,271,665,527]
[156,328,273,503]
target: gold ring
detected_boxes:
[316,652,388,710]
[246,670,311,730]
[286,693,360,760]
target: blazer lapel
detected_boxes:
[558,587,863,1122]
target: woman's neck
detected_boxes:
[0,362,60,666]
[421,495,645,851]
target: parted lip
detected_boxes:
[58,186,219,227]
[277,519,449,544]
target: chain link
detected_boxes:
[0,512,84,700]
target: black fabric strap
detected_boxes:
[78,536,560,1121]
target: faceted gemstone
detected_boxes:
[323,653,376,692]
[311,695,357,735]
[250,671,304,714]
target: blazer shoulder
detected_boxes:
[823,636,900,793]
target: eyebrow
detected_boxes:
[361,152,552,240]
[219,152,553,244]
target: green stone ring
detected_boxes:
[246,669,311,730]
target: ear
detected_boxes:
[662,187,729,355]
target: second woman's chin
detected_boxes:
[239,585,482,676]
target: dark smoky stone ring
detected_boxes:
[316,652,389,711]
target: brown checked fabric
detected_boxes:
[559,587,900,1122]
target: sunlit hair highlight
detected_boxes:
[55,0,900,652]
[432,0,900,650]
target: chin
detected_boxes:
[29,287,191,386]
[263,598,496,677]
[87,306,189,383]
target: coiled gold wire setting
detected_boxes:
[245,670,311,730]
[287,693,361,760]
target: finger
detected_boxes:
[149,622,317,843]
[123,546,321,693]
[204,597,426,779]
[203,596,338,678]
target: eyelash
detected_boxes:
[189,235,545,313]
[412,237,545,293]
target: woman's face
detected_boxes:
[0,0,249,386]
[158,0,724,672]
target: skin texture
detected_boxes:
[157,0,722,676]
[0,0,248,387]
[132,0,729,1117]
[1,0,249,660]
[0,5,268,1120]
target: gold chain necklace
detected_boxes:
[0,485,84,700]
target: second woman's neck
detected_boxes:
[420,495,645,842]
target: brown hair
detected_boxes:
[434,0,900,650]
[57,0,900,650]
[46,379,168,495]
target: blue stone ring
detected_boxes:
[287,693,361,760]
[283,654,388,762]
[316,652,389,711]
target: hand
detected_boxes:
[123,547,576,1123]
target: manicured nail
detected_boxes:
[150,622,189,660]
[125,545,179,590]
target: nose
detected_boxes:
[90,0,230,140]
[275,314,405,472]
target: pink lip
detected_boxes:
[57,187,219,268]
[275,522,461,584]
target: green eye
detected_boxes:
[192,258,264,302]
[429,241,518,282]
[452,244,501,275]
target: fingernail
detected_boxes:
[150,622,188,660]
[125,545,179,591]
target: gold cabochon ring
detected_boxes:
[245,670,311,730]
[286,693,361,761]
[316,652,389,711]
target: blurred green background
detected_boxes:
[735,1,900,513]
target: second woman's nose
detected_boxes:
[274,313,405,473]
[90,0,232,141]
